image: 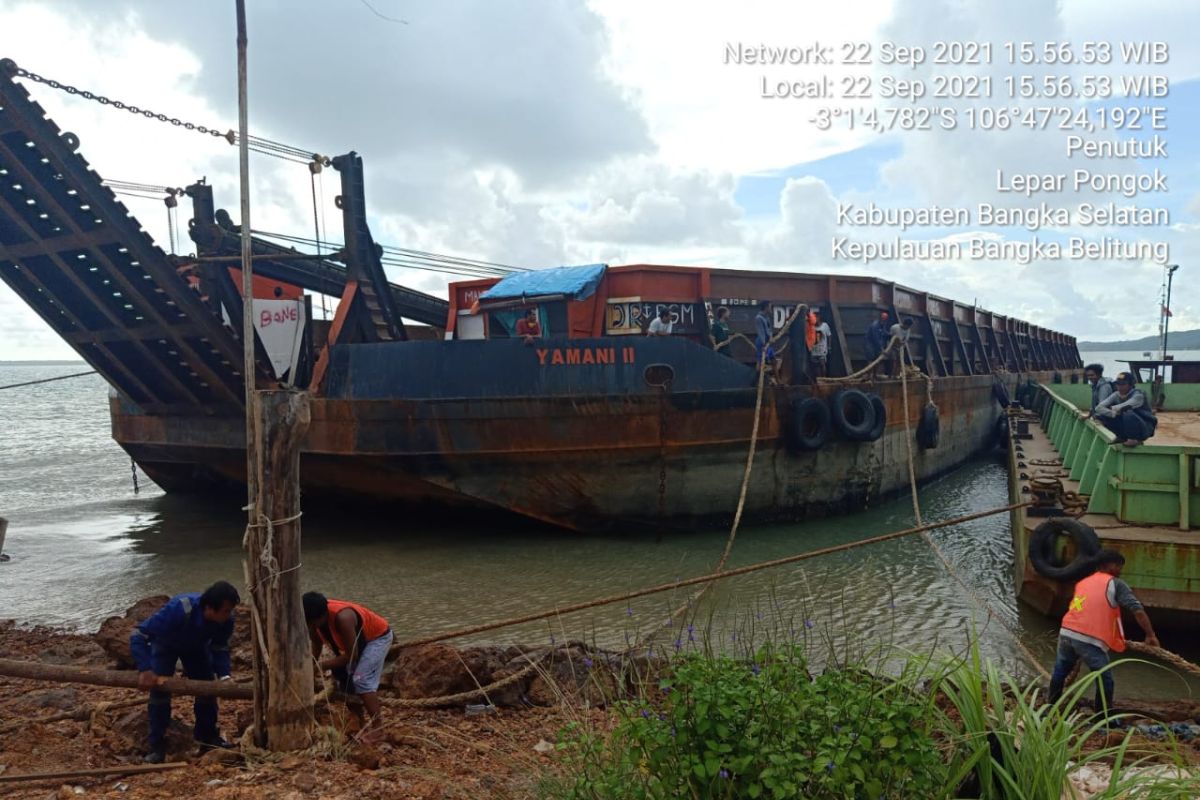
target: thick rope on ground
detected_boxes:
[382,648,555,708]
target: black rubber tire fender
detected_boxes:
[831,389,877,441]
[788,397,832,452]
[865,393,887,442]
[994,414,1010,449]
[1028,518,1102,582]
[992,381,1011,408]
[916,404,940,449]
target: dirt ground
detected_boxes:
[2,621,1197,799]
[0,622,603,800]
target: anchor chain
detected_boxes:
[130,456,139,495]
[5,61,329,166]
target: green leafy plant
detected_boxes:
[545,643,947,800]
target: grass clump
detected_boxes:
[544,643,947,800]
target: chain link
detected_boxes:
[12,64,328,165]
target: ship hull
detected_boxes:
[112,358,1061,531]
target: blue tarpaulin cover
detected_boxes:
[479,263,607,304]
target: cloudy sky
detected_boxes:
[0,0,1196,359]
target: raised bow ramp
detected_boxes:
[0,58,249,413]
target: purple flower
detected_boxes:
[661,685,672,695]
[825,761,835,773]
[582,657,593,668]
[687,624,695,634]
[719,769,730,779]
[804,619,814,629]
[641,709,651,719]
[673,638,682,652]
[626,606,634,617]
[731,632,738,642]
[756,611,764,621]
[657,713,666,721]
[751,663,761,676]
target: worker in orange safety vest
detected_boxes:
[1046,550,1159,714]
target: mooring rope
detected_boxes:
[388,501,1030,653]
[643,303,809,646]
[382,649,556,708]
[897,348,1050,679]
[0,370,97,391]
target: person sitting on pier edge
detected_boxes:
[515,308,541,344]
[809,308,831,379]
[647,307,673,336]
[1084,363,1115,412]
[710,306,732,355]
[887,317,914,376]
[303,592,393,727]
[1093,371,1157,446]
[130,580,240,763]
[1047,550,1159,716]
[865,311,890,375]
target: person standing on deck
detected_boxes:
[647,307,674,337]
[886,317,914,376]
[753,300,774,366]
[130,581,240,763]
[1092,371,1157,446]
[809,308,831,378]
[711,306,733,355]
[1084,364,1115,412]
[303,592,393,728]
[1047,550,1159,715]
[865,311,890,376]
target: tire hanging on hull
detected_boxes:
[830,389,876,442]
[787,397,832,452]
[1029,518,1101,582]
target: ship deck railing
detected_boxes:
[1038,384,1200,531]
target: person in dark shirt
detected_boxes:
[130,581,240,763]
[711,306,732,355]
[865,311,890,376]
[1093,371,1157,446]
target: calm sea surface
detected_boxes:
[1,357,1196,698]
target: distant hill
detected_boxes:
[1078,329,1200,351]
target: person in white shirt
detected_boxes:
[809,309,831,377]
[887,317,914,375]
[647,308,673,336]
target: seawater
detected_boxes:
[1,360,1196,698]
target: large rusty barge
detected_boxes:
[0,60,1083,531]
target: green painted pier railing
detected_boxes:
[1039,386,1196,530]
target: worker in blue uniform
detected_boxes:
[129,580,240,763]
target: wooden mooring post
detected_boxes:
[244,389,315,750]
[234,0,313,750]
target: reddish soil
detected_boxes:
[0,621,605,799]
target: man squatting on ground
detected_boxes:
[131,580,240,763]
[1047,550,1159,715]
[304,592,394,726]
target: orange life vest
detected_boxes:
[805,312,818,349]
[1061,572,1126,652]
[318,599,390,654]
